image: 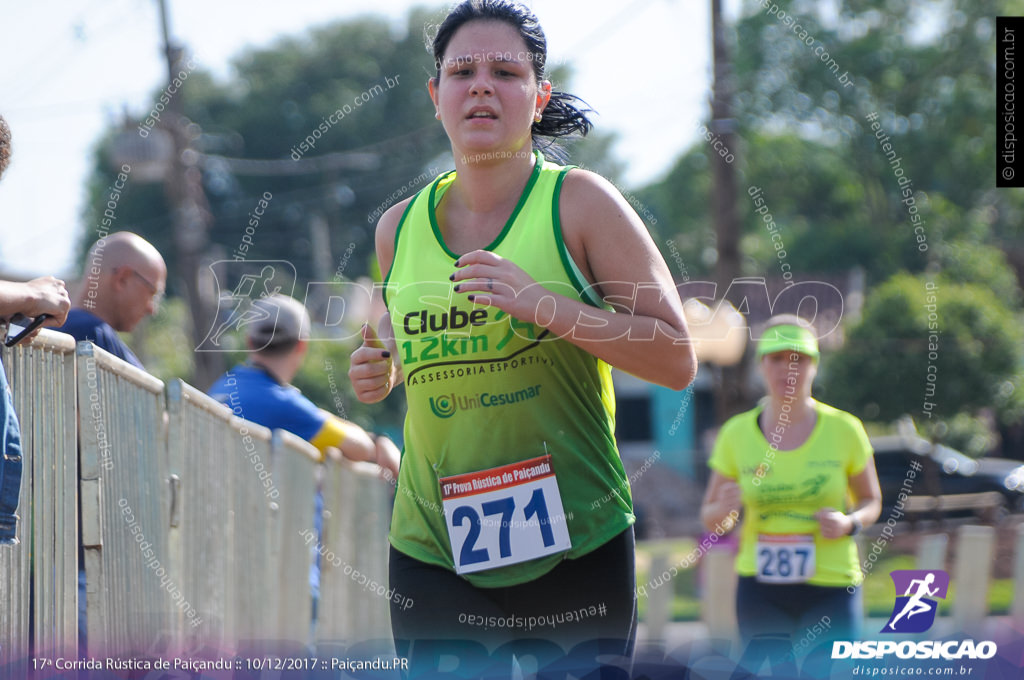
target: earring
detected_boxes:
[534,113,543,123]
[436,111,442,120]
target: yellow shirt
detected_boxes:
[708,400,872,587]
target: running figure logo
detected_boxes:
[197,261,296,351]
[882,570,950,633]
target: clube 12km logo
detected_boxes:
[832,570,997,661]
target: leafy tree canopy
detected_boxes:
[822,272,1023,424]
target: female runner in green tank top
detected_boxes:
[349,1,695,674]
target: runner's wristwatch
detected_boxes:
[847,515,863,536]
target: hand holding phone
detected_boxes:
[5,314,51,347]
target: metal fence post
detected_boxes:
[951,525,994,633]
[0,330,78,672]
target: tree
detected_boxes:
[644,0,1024,287]
[78,5,618,387]
[641,132,899,282]
[822,272,1023,424]
[81,9,452,292]
[635,0,1024,442]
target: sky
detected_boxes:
[0,0,743,279]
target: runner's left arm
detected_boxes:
[451,170,696,391]
[815,463,882,539]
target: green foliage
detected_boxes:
[646,0,1024,288]
[640,148,713,278]
[292,334,406,436]
[79,8,448,298]
[823,273,1023,423]
[934,239,1022,309]
[921,412,1000,458]
[130,298,195,383]
[79,6,619,299]
[640,0,1024,435]
[79,130,175,273]
[734,0,1001,215]
[646,129,919,283]
[740,133,893,278]
[77,5,619,397]
[73,1,1024,437]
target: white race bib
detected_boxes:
[440,455,572,575]
[755,534,816,584]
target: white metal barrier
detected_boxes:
[317,460,393,642]
[1014,524,1024,630]
[166,378,256,650]
[1,332,392,666]
[77,341,170,656]
[0,330,78,674]
[8,329,1024,660]
[268,428,320,639]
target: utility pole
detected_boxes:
[156,0,222,389]
[710,0,747,421]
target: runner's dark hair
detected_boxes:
[430,0,593,161]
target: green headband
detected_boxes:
[756,323,820,360]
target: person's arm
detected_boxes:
[700,470,743,532]
[0,276,70,326]
[350,199,409,404]
[309,412,400,478]
[374,434,401,484]
[815,461,883,539]
[451,169,695,390]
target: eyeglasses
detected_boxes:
[127,268,165,306]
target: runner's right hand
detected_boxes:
[349,322,395,404]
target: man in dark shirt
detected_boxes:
[54,231,166,647]
[55,231,166,368]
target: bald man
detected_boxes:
[56,231,167,369]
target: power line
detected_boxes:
[200,124,444,177]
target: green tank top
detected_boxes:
[384,151,634,587]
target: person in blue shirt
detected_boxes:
[208,294,400,631]
[208,293,399,475]
[55,231,166,369]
